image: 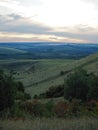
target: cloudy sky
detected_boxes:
[0,0,98,43]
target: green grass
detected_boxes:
[0,117,98,130]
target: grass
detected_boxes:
[0,117,98,130]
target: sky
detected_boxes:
[0,0,98,43]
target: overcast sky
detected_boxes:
[0,0,98,43]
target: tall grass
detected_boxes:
[0,117,98,130]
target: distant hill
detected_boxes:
[0,47,26,54]
[0,42,98,59]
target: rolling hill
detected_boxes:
[1,42,98,60]
[21,52,98,97]
[1,52,98,97]
[0,47,26,54]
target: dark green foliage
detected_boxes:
[0,70,15,111]
[16,81,24,93]
[24,93,31,100]
[64,69,88,101]
[87,74,98,100]
[0,70,31,112]
[64,69,98,101]
[45,100,54,117]
[33,94,38,99]
[39,85,64,98]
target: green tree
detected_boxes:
[64,69,89,101]
[16,81,24,92]
[0,70,15,111]
[87,73,98,100]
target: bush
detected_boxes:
[39,85,64,98]
[54,101,68,117]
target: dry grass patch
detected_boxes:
[0,117,98,130]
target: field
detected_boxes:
[0,117,98,130]
[0,52,98,97]
[0,59,74,97]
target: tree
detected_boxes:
[16,81,24,92]
[87,73,98,100]
[0,70,15,111]
[64,69,89,101]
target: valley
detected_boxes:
[0,44,98,97]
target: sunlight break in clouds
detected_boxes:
[0,0,98,43]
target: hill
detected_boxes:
[0,47,26,54]
[22,52,98,97]
[1,42,98,59]
[0,46,27,59]
[0,52,98,97]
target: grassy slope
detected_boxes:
[21,52,98,97]
[1,52,98,97]
[0,59,74,96]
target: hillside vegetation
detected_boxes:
[0,53,98,129]
[1,52,98,97]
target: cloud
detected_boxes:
[0,13,98,43]
[8,14,22,20]
[0,14,52,34]
[19,0,42,6]
[0,0,42,5]
[82,0,98,8]
[50,25,98,43]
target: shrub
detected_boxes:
[39,85,64,98]
[54,101,68,117]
